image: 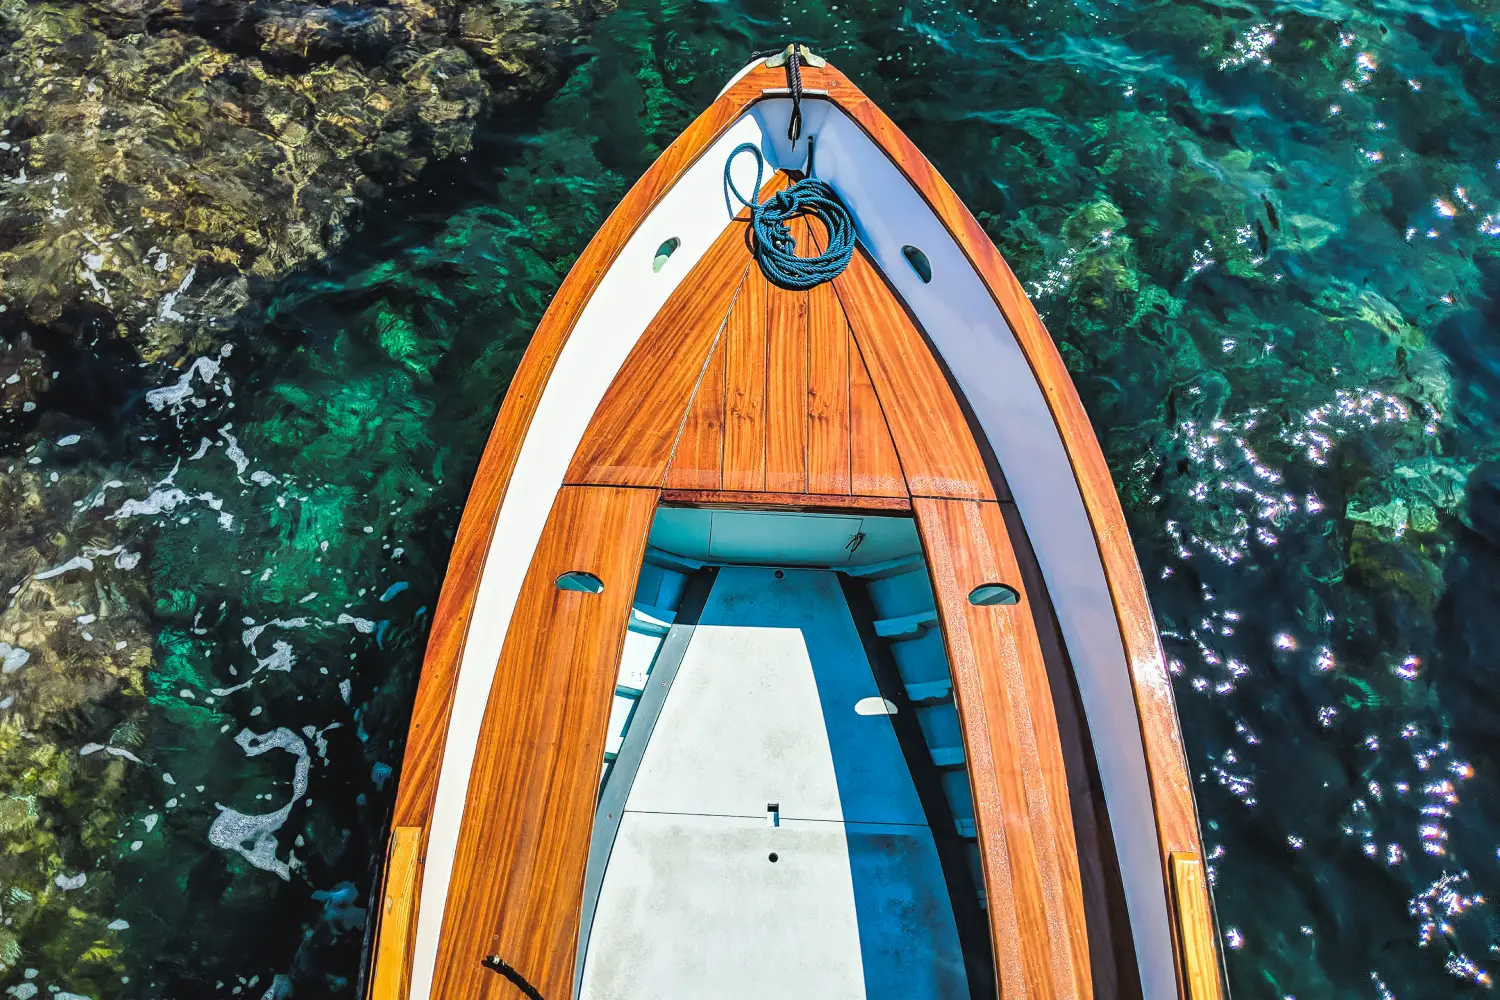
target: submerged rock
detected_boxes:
[0,0,611,361]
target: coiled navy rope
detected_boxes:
[724,142,855,291]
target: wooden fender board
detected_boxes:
[369,58,1223,1000]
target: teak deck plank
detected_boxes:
[664,337,726,491]
[848,331,907,498]
[915,497,1093,1000]
[805,278,851,494]
[834,249,995,501]
[661,488,910,513]
[430,486,658,1000]
[722,265,770,492]
[764,218,811,493]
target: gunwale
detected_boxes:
[372,56,1221,1000]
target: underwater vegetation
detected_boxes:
[0,0,1498,996]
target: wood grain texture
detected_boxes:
[664,335,726,490]
[764,218,810,493]
[368,827,422,1000]
[722,264,769,492]
[848,331,907,498]
[915,497,1093,1000]
[805,277,851,494]
[834,248,995,501]
[564,227,752,487]
[430,486,658,1000]
[661,488,911,513]
[1169,853,1223,1000]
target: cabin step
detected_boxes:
[929,745,965,768]
[904,679,952,704]
[643,545,705,574]
[872,608,937,639]
[615,682,644,700]
[628,603,676,637]
[955,817,977,839]
[843,551,926,580]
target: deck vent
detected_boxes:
[556,571,605,594]
[968,583,1019,606]
[652,237,681,272]
[901,244,932,283]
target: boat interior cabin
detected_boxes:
[583,507,982,997]
[575,503,1129,1000]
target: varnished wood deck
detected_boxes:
[373,55,1222,1000]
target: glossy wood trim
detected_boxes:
[661,488,911,513]
[430,486,658,999]
[1169,853,1223,1000]
[914,497,1092,1000]
[796,59,1218,993]
[368,826,422,1000]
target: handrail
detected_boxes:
[367,827,422,1000]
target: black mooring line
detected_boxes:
[482,955,547,1000]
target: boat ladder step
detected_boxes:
[873,608,937,639]
[929,745,965,768]
[904,679,952,704]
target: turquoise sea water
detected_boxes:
[5,0,1500,996]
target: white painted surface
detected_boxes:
[581,814,962,1000]
[580,567,965,999]
[624,569,926,825]
[406,110,775,1000]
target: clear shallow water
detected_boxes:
[3,0,1500,996]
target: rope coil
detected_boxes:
[725,142,855,291]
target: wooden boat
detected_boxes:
[366,50,1225,1000]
